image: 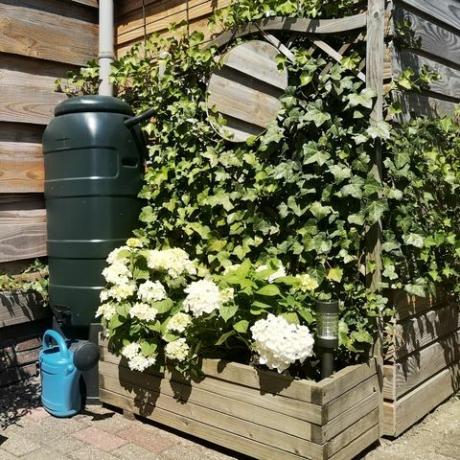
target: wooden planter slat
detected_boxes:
[99,360,323,442]
[100,346,322,424]
[0,293,49,388]
[391,302,460,360]
[100,387,306,460]
[323,391,379,442]
[99,342,379,459]
[383,291,460,436]
[384,327,460,400]
[383,363,460,437]
[325,375,377,421]
[0,292,49,328]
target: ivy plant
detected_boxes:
[62,0,460,373]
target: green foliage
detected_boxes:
[64,1,460,373]
[0,259,49,303]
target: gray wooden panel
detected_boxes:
[394,50,460,100]
[395,7,460,67]
[210,13,367,49]
[399,0,460,33]
[393,91,458,119]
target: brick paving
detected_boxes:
[1,377,459,460]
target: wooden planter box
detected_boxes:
[99,341,380,460]
[383,290,460,436]
[0,291,50,387]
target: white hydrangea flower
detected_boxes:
[109,281,136,301]
[137,280,167,303]
[183,279,221,317]
[167,312,192,333]
[127,354,156,372]
[146,248,196,278]
[220,287,235,304]
[130,302,158,322]
[164,338,190,362]
[250,314,314,373]
[121,342,156,372]
[296,273,319,292]
[107,246,130,264]
[95,303,116,321]
[100,289,110,303]
[102,260,131,285]
[121,342,140,360]
[256,262,286,283]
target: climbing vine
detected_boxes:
[62,0,460,376]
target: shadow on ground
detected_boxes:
[0,377,41,430]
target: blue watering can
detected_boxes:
[39,330,81,417]
[39,330,99,417]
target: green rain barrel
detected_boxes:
[43,96,146,336]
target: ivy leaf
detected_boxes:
[329,164,352,182]
[300,71,313,86]
[309,201,333,220]
[233,320,249,333]
[281,312,299,324]
[403,233,425,248]
[327,267,343,283]
[367,121,391,140]
[351,330,373,344]
[404,283,426,297]
[348,213,365,226]
[345,88,375,109]
[367,200,388,224]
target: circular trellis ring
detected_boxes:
[207,40,289,143]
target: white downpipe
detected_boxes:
[98,0,114,96]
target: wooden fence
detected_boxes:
[115,0,231,56]
[390,0,460,117]
[0,0,98,268]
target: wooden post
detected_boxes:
[366,0,385,292]
[366,0,386,438]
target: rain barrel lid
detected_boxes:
[55,95,133,116]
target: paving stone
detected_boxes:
[41,432,86,455]
[92,414,135,434]
[112,443,160,460]
[23,407,50,422]
[0,434,41,457]
[72,426,129,452]
[14,415,87,445]
[20,447,70,460]
[70,445,118,460]
[159,444,239,460]
[436,444,460,460]
[0,449,16,460]
[117,425,176,454]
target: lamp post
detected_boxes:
[316,300,339,379]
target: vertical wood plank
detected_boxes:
[366,0,385,289]
[366,0,386,437]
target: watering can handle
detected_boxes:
[42,330,70,359]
